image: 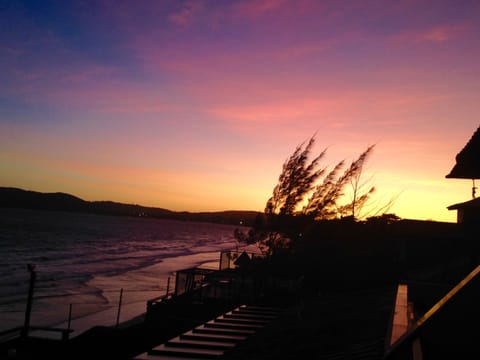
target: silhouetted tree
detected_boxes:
[334,145,376,219]
[266,136,376,220]
[265,136,326,216]
[235,135,394,257]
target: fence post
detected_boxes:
[21,264,36,338]
[166,277,170,296]
[67,303,73,331]
[116,288,123,328]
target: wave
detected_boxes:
[0,209,246,332]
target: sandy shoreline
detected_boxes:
[58,243,261,338]
[50,251,224,337]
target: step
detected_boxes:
[241,305,281,311]
[165,337,236,350]
[204,320,262,331]
[214,317,270,326]
[134,352,206,360]
[234,309,279,317]
[149,343,224,359]
[239,305,282,314]
[132,352,208,360]
[226,312,278,320]
[192,326,255,337]
[232,306,280,314]
[181,331,247,342]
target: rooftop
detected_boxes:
[446,125,480,179]
[447,197,480,210]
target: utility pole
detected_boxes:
[22,264,36,338]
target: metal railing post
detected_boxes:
[21,264,36,338]
[67,303,73,331]
[116,288,123,328]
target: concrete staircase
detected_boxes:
[134,305,281,359]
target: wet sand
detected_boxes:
[52,251,223,338]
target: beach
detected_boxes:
[0,208,247,335]
[53,251,224,337]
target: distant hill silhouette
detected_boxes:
[0,187,261,226]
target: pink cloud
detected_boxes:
[169,1,205,27]
[60,65,117,83]
[132,25,334,77]
[3,61,179,114]
[234,0,288,18]
[393,24,469,44]
[270,41,334,60]
[206,86,455,141]
[104,104,174,114]
[143,42,330,75]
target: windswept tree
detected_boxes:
[341,145,376,219]
[265,136,327,216]
[235,134,394,256]
[313,144,376,220]
[266,135,376,220]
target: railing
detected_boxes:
[0,284,171,344]
[0,325,73,343]
[146,293,175,311]
[219,250,262,270]
[0,327,23,344]
[2,250,261,344]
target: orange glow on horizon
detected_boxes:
[1,1,479,223]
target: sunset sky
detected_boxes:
[1,0,479,223]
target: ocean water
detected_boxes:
[0,208,247,336]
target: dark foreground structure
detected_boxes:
[1,220,479,360]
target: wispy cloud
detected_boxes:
[234,0,288,18]
[169,1,205,27]
[207,85,455,141]
[392,24,469,44]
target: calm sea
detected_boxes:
[0,208,245,335]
